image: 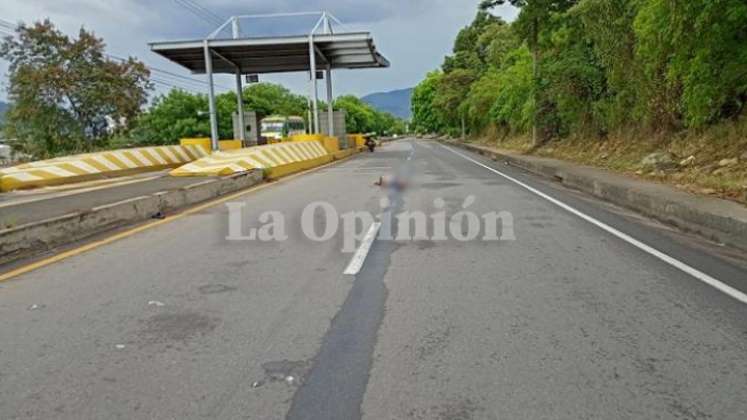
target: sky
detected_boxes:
[0,0,517,101]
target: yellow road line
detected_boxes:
[0,155,356,284]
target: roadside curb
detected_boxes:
[441,140,747,252]
[0,170,263,266]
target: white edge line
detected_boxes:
[440,144,747,305]
[344,222,383,275]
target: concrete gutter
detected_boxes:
[443,140,747,252]
[0,169,263,266]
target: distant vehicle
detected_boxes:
[260,116,306,142]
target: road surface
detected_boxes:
[0,139,745,419]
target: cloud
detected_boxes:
[0,0,517,101]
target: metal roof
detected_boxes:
[149,32,390,75]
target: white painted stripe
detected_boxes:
[109,151,137,168]
[35,166,77,177]
[143,149,168,165]
[242,156,267,169]
[441,144,747,305]
[159,147,180,163]
[343,222,382,275]
[276,147,297,163]
[189,145,208,157]
[90,155,121,171]
[289,144,309,160]
[65,161,100,173]
[5,172,43,181]
[281,144,304,161]
[126,150,149,166]
[170,146,191,162]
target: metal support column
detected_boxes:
[326,65,334,138]
[203,40,219,151]
[308,36,320,134]
[231,18,246,143]
[235,70,246,142]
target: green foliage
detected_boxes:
[132,84,403,145]
[334,95,404,135]
[132,83,307,145]
[634,0,747,127]
[411,71,444,133]
[415,0,747,141]
[489,47,534,132]
[0,20,151,157]
[241,83,308,119]
[130,90,212,146]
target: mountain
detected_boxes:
[361,88,413,120]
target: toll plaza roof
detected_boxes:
[148,32,390,75]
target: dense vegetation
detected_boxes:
[0,20,151,157]
[412,0,747,141]
[129,88,405,147]
[0,20,404,157]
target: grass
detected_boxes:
[470,118,747,205]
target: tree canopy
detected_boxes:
[413,0,747,140]
[0,20,151,157]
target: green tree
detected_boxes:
[333,95,404,135]
[132,83,312,145]
[242,83,308,119]
[634,0,747,128]
[433,68,478,134]
[411,71,444,133]
[0,20,151,157]
[481,0,577,143]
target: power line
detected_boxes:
[107,54,232,92]
[172,0,224,27]
[0,17,234,95]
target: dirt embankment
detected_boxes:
[472,119,747,206]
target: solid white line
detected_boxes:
[441,144,747,305]
[344,222,383,275]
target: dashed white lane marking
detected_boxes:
[344,222,383,275]
[441,144,747,305]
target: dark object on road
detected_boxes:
[152,211,166,220]
[374,175,407,191]
[365,137,377,152]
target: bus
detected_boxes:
[260,116,306,142]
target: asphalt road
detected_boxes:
[0,171,212,227]
[0,139,745,420]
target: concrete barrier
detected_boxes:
[180,138,243,152]
[0,170,263,266]
[0,145,208,192]
[170,141,331,177]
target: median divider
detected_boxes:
[170,140,337,178]
[0,145,209,192]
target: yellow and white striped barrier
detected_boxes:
[170,141,332,178]
[0,145,208,191]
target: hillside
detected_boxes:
[361,88,412,120]
[0,101,8,122]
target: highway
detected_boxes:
[0,139,745,419]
